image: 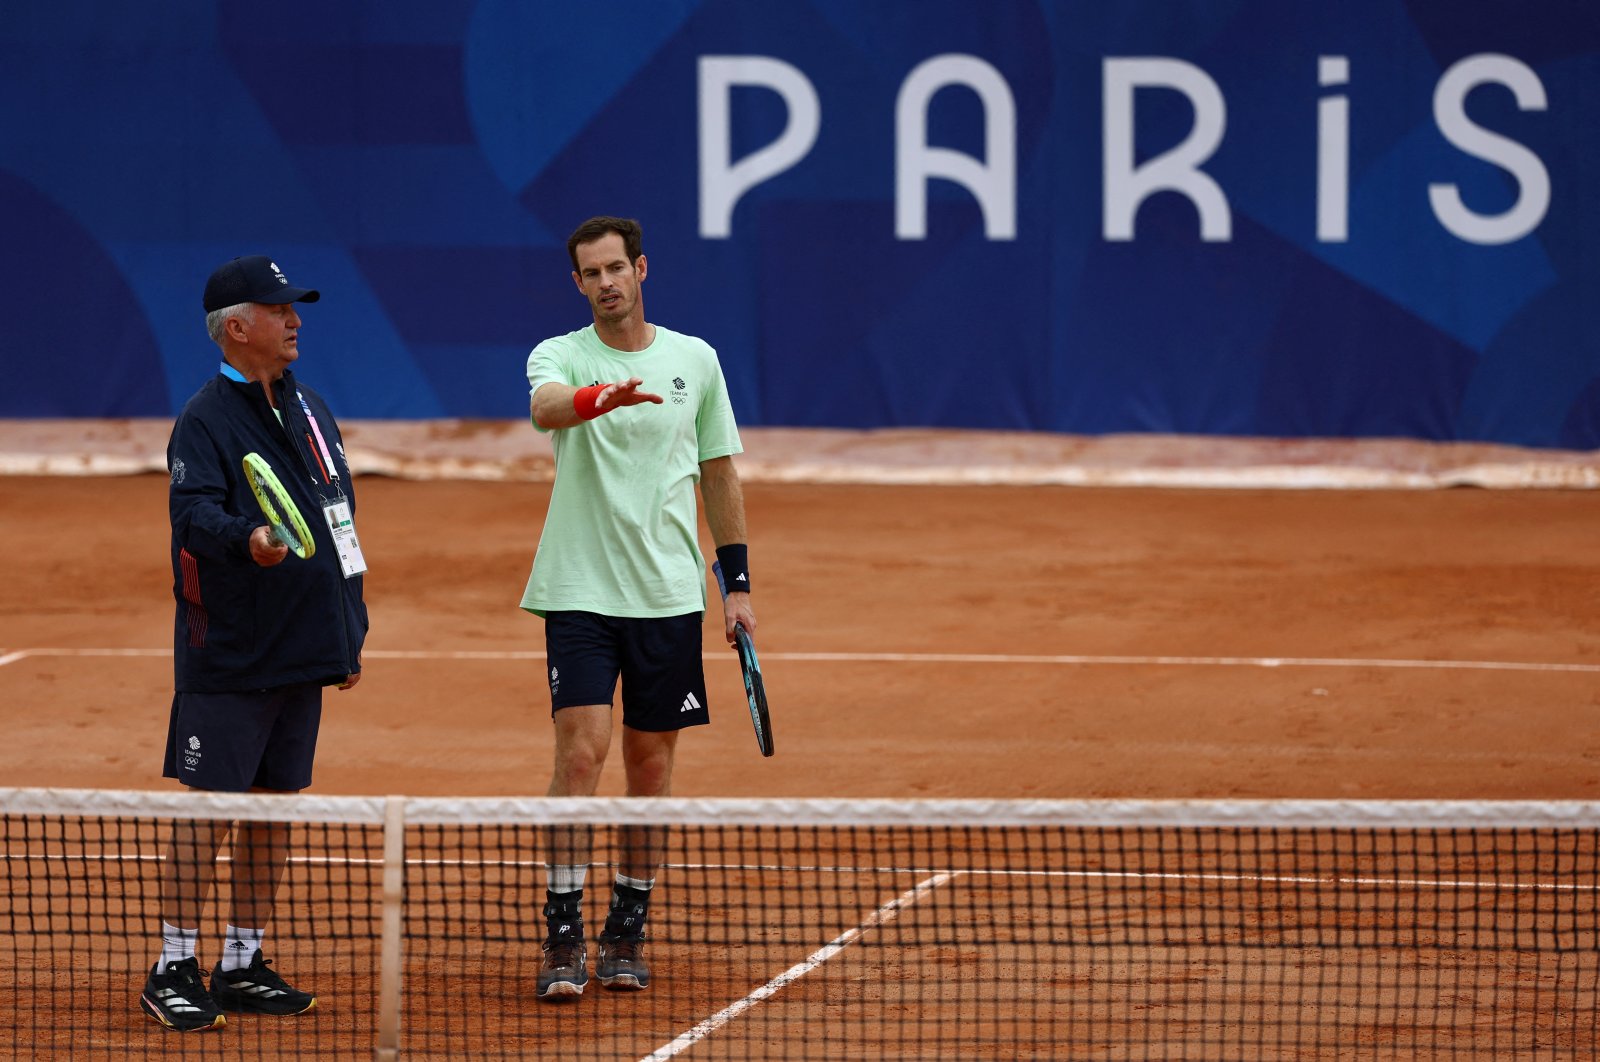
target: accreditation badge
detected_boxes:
[321,497,368,578]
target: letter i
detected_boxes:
[1317,56,1350,242]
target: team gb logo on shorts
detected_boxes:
[170,458,186,485]
[188,736,201,751]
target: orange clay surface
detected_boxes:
[3,475,1599,1061]
[0,474,1596,800]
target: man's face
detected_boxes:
[571,233,645,324]
[235,302,302,376]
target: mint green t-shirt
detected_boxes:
[520,324,743,617]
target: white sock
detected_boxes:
[546,864,589,894]
[220,925,265,972]
[616,873,656,892]
[158,922,197,970]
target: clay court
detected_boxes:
[2,427,1598,1058]
[3,429,1597,802]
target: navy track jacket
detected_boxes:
[167,368,368,693]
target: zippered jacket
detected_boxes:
[167,368,368,692]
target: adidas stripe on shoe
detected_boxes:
[208,950,317,1016]
[139,957,225,1032]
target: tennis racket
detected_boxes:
[242,452,315,559]
[713,560,774,757]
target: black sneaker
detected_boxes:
[597,934,650,990]
[537,937,588,1000]
[209,950,317,1015]
[139,957,225,1032]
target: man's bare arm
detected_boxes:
[700,455,755,640]
[531,378,663,430]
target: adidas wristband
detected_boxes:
[715,544,750,593]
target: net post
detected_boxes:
[374,795,406,1062]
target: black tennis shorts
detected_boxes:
[543,610,710,732]
[163,683,323,792]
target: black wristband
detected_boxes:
[715,544,750,593]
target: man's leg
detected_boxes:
[619,725,677,874]
[598,728,679,990]
[226,817,291,959]
[160,818,228,952]
[207,790,318,1016]
[538,704,612,1000]
[140,819,228,1032]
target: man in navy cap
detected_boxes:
[139,256,369,1033]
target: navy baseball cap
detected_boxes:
[202,255,321,313]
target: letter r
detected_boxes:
[1103,58,1232,241]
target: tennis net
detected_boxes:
[1,789,1596,1060]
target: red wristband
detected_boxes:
[573,384,608,420]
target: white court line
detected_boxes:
[770,652,1600,673]
[637,871,957,1062]
[3,646,1600,673]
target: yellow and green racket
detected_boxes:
[242,452,315,559]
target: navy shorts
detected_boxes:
[544,611,710,732]
[163,684,323,792]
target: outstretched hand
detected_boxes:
[595,377,664,411]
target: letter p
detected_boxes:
[698,56,821,239]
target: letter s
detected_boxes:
[1429,54,1549,245]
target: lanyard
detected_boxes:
[296,390,341,487]
[227,366,341,493]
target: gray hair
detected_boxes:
[205,301,256,347]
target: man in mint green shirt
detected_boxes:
[522,216,756,1001]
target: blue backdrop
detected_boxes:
[2,1,1597,446]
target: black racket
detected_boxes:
[713,560,774,757]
